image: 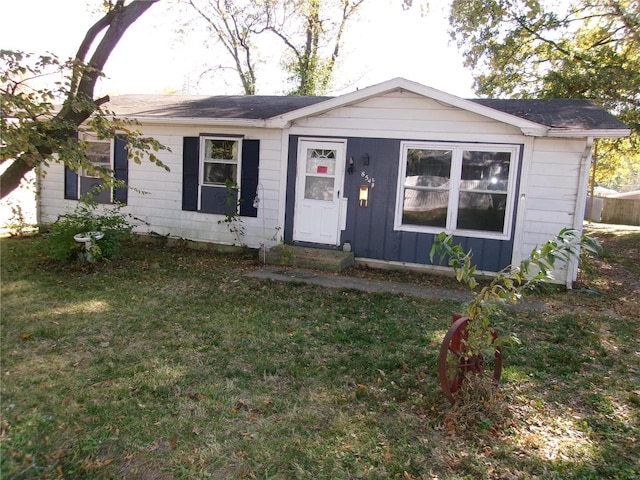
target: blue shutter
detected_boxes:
[182,137,199,211]
[64,132,79,200]
[113,137,128,204]
[239,139,260,217]
[64,166,79,200]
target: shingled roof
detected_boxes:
[105,95,330,119]
[470,98,628,131]
[104,90,628,133]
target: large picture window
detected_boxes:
[395,142,519,239]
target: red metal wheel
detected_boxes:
[438,315,503,403]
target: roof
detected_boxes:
[471,98,628,132]
[105,95,330,119]
[104,78,630,138]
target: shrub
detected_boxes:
[40,204,136,262]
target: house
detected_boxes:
[37,78,630,286]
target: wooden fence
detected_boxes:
[601,198,640,226]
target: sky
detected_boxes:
[0,0,476,98]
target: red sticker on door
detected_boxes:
[317,166,328,174]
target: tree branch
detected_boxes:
[76,0,159,103]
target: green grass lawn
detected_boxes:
[1,228,639,479]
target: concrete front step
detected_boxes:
[265,245,354,272]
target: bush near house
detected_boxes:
[38,204,137,262]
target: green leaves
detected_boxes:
[38,203,137,262]
[1,48,170,199]
[431,228,601,323]
[449,0,639,189]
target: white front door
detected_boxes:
[293,139,346,245]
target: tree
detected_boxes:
[448,0,639,189]
[1,0,168,200]
[182,0,365,96]
[183,0,260,95]
[265,0,365,95]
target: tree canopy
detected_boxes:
[1,0,168,200]
[182,0,365,96]
[449,0,639,189]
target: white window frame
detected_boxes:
[199,136,241,185]
[394,141,520,240]
[198,136,242,210]
[79,132,113,203]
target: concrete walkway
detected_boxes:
[246,267,473,302]
[245,267,549,311]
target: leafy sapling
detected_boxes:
[430,227,601,360]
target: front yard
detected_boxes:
[1,226,638,479]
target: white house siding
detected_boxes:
[514,137,588,284]
[38,124,285,249]
[289,91,525,142]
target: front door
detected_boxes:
[293,139,346,245]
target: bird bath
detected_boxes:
[73,231,104,262]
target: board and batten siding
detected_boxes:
[285,91,526,273]
[38,124,285,249]
[287,91,589,284]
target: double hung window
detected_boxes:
[79,133,113,204]
[395,142,519,239]
[201,137,240,186]
[182,135,259,218]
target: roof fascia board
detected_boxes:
[268,77,550,136]
[547,128,631,138]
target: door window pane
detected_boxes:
[306,149,336,175]
[304,177,334,201]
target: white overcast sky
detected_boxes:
[0,0,476,98]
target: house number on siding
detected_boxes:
[361,171,375,188]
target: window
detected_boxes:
[64,136,128,204]
[182,136,260,217]
[79,133,113,204]
[395,142,519,239]
[195,136,242,214]
[201,137,240,185]
[304,148,336,201]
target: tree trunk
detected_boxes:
[1,159,35,200]
[1,0,159,200]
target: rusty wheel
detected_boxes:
[438,316,502,403]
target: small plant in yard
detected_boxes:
[217,180,245,246]
[38,203,137,262]
[4,201,36,236]
[430,227,601,402]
